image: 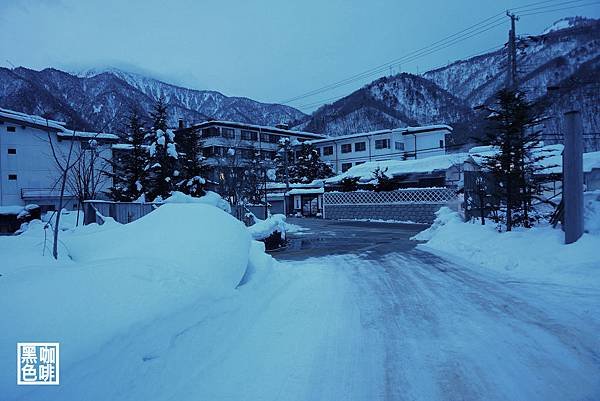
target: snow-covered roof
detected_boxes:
[467,144,600,175]
[326,152,468,184]
[0,108,66,131]
[286,188,325,195]
[185,120,327,139]
[0,107,118,141]
[57,130,119,141]
[266,181,324,190]
[307,125,452,145]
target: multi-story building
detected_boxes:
[0,108,117,210]
[174,120,326,182]
[305,125,452,173]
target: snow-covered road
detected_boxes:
[20,220,600,401]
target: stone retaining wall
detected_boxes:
[323,203,445,224]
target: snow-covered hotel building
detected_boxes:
[0,108,117,211]
[306,125,451,173]
[174,120,326,181]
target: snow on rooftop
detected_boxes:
[308,125,452,144]
[286,188,325,195]
[0,108,66,130]
[190,120,326,139]
[58,130,119,140]
[327,153,469,184]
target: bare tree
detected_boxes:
[44,123,85,259]
[66,139,112,225]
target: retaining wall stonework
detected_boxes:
[323,203,445,224]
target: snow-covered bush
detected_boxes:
[584,190,600,235]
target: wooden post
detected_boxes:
[563,111,584,244]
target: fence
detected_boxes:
[83,200,162,225]
[322,188,457,224]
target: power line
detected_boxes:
[288,19,507,110]
[277,14,507,105]
[518,1,600,16]
[278,0,598,110]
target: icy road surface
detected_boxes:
[27,220,600,401]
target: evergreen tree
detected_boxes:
[291,142,334,183]
[340,176,360,192]
[478,89,549,230]
[274,137,294,184]
[176,127,207,197]
[241,148,264,205]
[145,99,178,200]
[372,166,398,192]
[108,110,148,201]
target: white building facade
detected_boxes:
[305,125,451,173]
[0,108,117,211]
[174,120,326,182]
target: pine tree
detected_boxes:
[274,137,294,183]
[478,89,549,230]
[108,110,148,201]
[372,166,398,192]
[291,142,334,183]
[176,127,207,197]
[241,148,264,205]
[145,99,178,200]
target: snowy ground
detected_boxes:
[2,210,599,400]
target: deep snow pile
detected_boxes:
[163,190,232,213]
[584,190,600,235]
[413,207,600,286]
[247,214,308,240]
[0,203,273,400]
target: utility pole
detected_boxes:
[563,111,584,244]
[283,139,290,216]
[506,11,519,89]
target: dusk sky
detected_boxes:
[1,0,598,112]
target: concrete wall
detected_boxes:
[0,122,112,208]
[323,203,444,224]
[310,127,449,174]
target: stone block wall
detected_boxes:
[323,203,445,224]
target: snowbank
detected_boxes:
[0,203,266,399]
[247,214,308,240]
[248,214,289,240]
[413,207,600,287]
[164,190,231,213]
[584,190,600,235]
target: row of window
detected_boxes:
[318,138,401,157]
[340,161,366,172]
[201,127,282,143]
[203,146,277,160]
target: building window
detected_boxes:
[241,130,258,141]
[341,143,352,153]
[323,146,334,156]
[341,163,353,172]
[8,174,17,180]
[354,142,366,152]
[375,139,390,149]
[355,161,365,166]
[269,134,279,143]
[395,141,405,151]
[7,126,16,132]
[221,128,235,139]
[260,133,270,142]
[439,139,444,148]
[8,148,17,154]
[202,127,219,137]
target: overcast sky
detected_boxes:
[1,0,598,112]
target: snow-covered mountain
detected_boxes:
[0,67,306,134]
[299,17,599,148]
